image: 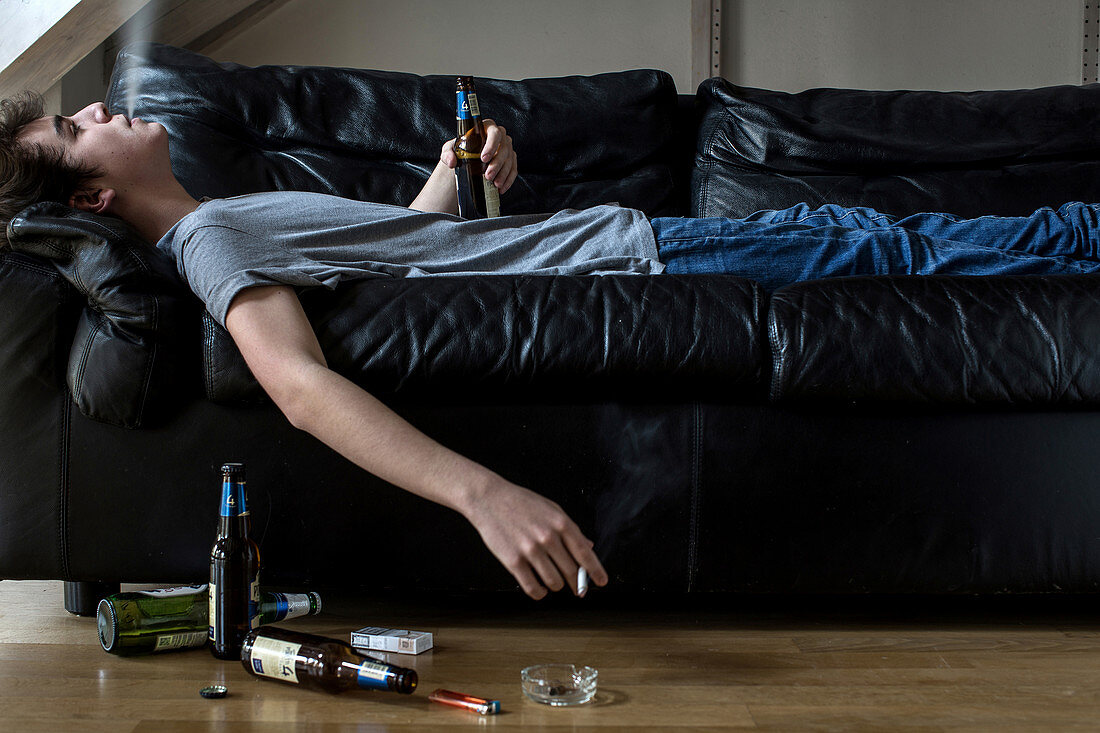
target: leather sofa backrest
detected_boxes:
[693,78,1100,219]
[108,43,687,217]
[769,275,1100,405]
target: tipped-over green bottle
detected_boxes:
[97,585,321,656]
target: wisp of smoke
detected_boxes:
[115,0,165,118]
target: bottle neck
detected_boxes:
[456,90,483,124]
[217,478,250,537]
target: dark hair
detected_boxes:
[0,91,101,249]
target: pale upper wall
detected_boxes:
[52,0,1088,113]
[723,0,1082,92]
[200,0,1084,92]
[200,0,696,89]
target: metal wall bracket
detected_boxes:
[691,0,722,90]
[1085,1,1099,84]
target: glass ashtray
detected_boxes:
[521,664,598,706]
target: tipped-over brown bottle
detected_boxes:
[241,626,418,694]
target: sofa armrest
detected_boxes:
[8,202,198,428]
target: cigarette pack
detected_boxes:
[351,626,434,655]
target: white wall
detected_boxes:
[724,0,1083,91]
[56,0,1090,109]
[201,0,696,89]
[201,0,1084,92]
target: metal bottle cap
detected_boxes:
[96,598,118,652]
[221,462,245,477]
[200,685,228,699]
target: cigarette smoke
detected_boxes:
[593,407,688,565]
[114,0,165,118]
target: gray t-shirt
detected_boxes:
[156,191,663,325]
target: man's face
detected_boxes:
[18,101,170,194]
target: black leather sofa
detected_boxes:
[4,43,1100,615]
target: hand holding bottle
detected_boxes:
[440,119,518,195]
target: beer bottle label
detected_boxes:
[250,636,302,683]
[483,179,501,217]
[457,91,480,120]
[266,592,312,621]
[249,577,261,629]
[134,584,207,598]
[208,581,216,642]
[357,661,391,690]
[154,630,208,652]
[220,480,249,517]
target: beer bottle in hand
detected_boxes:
[454,76,501,219]
[241,626,418,694]
[209,462,261,659]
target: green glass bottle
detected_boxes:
[241,626,418,694]
[97,586,323,656]
[97,585,209,656]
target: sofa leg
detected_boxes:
[63,580,120,616]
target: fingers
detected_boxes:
[480,120,517,194]
[441,121,517,192]
[564,532,609,588]
[488,151,518,194]
[512,561,549,601]
[468,480,605,601]
[529,545,570,595]
[440,139,458,170]
[505,528,588,600]
[522,525,606,600]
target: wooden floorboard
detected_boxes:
[2,580,1100,730]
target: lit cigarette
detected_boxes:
[577,567,589,597]
[429,688,501,715]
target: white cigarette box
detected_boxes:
[351,626,434,655]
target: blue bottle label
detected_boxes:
[357,662,391,690]
[220,479,249,517]
[457,91,479,120]
[268,592,290,621]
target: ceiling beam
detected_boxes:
[0,0,152,97]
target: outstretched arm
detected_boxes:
[224,284,606,599]
[409,119,518,213]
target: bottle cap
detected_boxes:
[221,463,245,478]
[200,685,228,699]
[96,598,118,652]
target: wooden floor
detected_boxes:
[2,581,1100,731]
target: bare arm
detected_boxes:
[225,285,606,599]
[408,119,518,213]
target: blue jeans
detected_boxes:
[652,202,1100,290]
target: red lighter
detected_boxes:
[428,688,502,715]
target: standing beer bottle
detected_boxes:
[454,76,501,219]
[209,462,261,659]
[242,626,418,694]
